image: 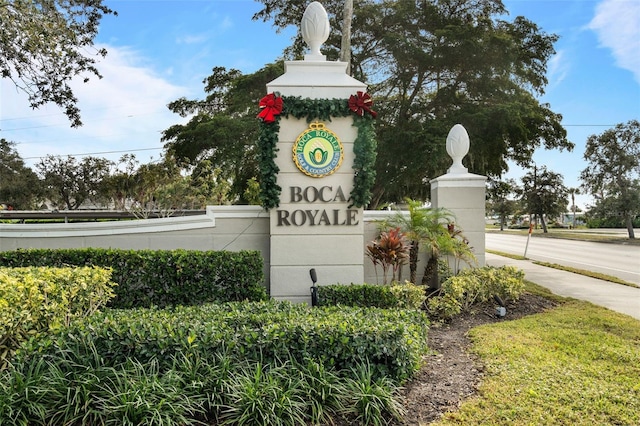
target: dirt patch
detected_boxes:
[394,292,557,425]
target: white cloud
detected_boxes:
[0,44,189,167]
[547,49,569,87]
[588,0,640,84]
[219,16,233,31]
[176,34,208,45]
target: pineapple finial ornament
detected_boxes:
[446,124,470,174]
[301,2,330,60]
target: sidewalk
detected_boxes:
[486,252,640,320]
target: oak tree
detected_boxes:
[519,165,568,233]
[580,120,640,239]
[0,0,116,127]
[0,139,42,209]
[36,154,112,209]
[162,64,284,203]
[486,177,520,231]
[253,0,572,207]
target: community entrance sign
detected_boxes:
[265,2,368,303]
[262,2,487,303]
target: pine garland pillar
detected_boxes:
[262,2,372,303]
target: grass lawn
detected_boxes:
[433,299,640,425]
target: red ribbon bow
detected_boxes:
[257,93,283,123]
[348,91,377,118]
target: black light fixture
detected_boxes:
[310,268,318,307]
[494,294,506,318]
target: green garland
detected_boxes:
[257,96,377,210]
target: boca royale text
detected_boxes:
[276,186,359,227]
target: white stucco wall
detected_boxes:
[0,208,432,295]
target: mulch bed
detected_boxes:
[395,292,558,425]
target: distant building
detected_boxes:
[560,212,585,228]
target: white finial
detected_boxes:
[301,2,330,61]
[446,124,470,174]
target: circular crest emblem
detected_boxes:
[292,122,343,178]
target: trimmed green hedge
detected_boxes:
[20,301,429,383]
[318,282,426,309]
[0,248,267,309]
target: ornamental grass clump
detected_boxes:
[342,361,406,426]
[0,345,206,426]
[0,300,427,425]
[222,361,308,426]
[294,358,346,424]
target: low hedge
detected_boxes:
[19,300,429,383]
[0,248,267,308]
[318,282,426,309]
[0,266,116,369]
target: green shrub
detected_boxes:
[0,248,267,308]
[427,266,525,320]
[586,216,640,229]
[19,300,428,383]
[0,266,115,369]
[389,282,427,309]
[318,281,425,309]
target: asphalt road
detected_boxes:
[485,232,640,285]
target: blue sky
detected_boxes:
[1,0,638,210]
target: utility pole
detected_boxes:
[340,0,353,75]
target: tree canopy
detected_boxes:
[160,0,572,208]
[486,177,520,231]
[252,0,572,207]
[0,139,42,209]
[580,120,640,239]
[161,64,284,204]
[0,0,116,127]
[519,165,568,233]
[36,154,112,210]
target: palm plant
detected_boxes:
[416,208,456,288]
[379,199,432,284]
[381,200,473,288]
[440,223,478,275]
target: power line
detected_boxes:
[0,111,167,132]
[13,130,163,146]
[6,123,610,131]
[0,101,171,124]
[22,147,163,160]
[564,124,616,127]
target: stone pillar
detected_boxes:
[430,124,487,267]
[266,2,367,303]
